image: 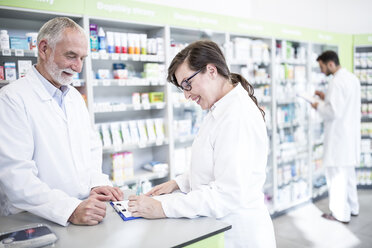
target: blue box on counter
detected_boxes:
[10,37,29,50]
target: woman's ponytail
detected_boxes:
[230,73,265,121]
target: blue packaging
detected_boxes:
[10,37,29,50]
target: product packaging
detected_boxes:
[132,92,141,105]
[96,69,110,79]
[4,62,16,81]
[100,124,112,147]
[0,66,4,80]
[129,120,140,143]
[137,120,148,143]
[106,31,115,53]
[114,32,121,53]
[0,30,10,49]
[145,119,156,141]
[89,24,99,52]
[120,122,132,144]
[154,118,165,140]
[98,27,106,52]
[10,37,29,50]
[141,93,149,105]
[120,33,128,53]
[140,34,147,55]
[17,60,32,78]
[149,92,164,103]
[113,63,127,79]
[110,122,123,146]
[26,32,38,50]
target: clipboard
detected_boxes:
[110,200,141,221]
[296,92,319,104]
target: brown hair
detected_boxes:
[167,40,265,120]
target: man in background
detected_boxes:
[312,50,360,224]
[0,17,123,226]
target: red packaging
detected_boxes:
[0,66,4,80]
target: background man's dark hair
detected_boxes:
[317,50,340,66]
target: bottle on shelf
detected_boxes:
[0,30,10,49]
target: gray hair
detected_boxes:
[37,17,85,49]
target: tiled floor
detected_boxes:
[273,189,372,248]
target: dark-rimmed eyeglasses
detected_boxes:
[174,68,203,91]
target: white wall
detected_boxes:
[136,0,372,34]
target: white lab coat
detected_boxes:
[0,68,111,226]
[317,68,360,222]
[317,68,361,167]
[160,84,276,248]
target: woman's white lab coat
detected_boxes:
[0,68,110,226]
[160,84,276,247]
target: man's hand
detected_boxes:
[68,194,111,225]
[315,90,325,100]
[145,180,179,196]
[127,195,166,219]
[311,102,319,110]
[90,186,123,201]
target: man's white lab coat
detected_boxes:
[317,68,361,221]
[317,68,361,167]
[0,68,110,226]
[159,84,276,248]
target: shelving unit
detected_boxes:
[0,4,351,215]
[272,39,312,211]
[84,17,170,187]
[224,32,275,212]
[354,45,372,187]
[308,44,338,199]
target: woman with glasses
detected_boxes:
[128,40,276,248]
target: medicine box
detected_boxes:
[10,37,29,50]
[4,62,16,81]
[18,60,32,78]
[0,66,4,80]
[149,92,164,103]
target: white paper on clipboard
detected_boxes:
[296,92,320,104]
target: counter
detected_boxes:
[0,204,231,247]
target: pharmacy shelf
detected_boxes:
[355,45,372,183]
[102,139,169,154]
[0,48,37,57]
[0,79,84,87]
[175,135,196,144]
[113,169,169,188]
[91,52,164,62]
[309,43,338,198]
[94,102,166,113]
[173,102,198,109]
[92,78,165,87]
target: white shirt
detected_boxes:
[0,68,111,226]
[33,66,69,113]
[317,68,361,167]
[159,84,276,247]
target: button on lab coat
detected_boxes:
[0,68,111,226]
[317,68,361,167]
[160,84,276,248]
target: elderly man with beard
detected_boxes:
[0,17,123,226]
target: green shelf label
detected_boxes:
[0,0,84,14]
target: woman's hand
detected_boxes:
[127,195,166,219]
[145,180,179,196]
